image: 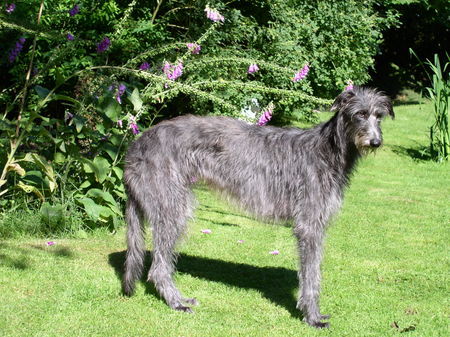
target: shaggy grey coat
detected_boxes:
[122,87,394,328]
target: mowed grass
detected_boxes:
[1,103,448,337]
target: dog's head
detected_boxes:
[331,86,394,154]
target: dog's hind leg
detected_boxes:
[145,182,197,312]
[294,221,329,328]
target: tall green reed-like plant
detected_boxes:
[411,50,449,162]
[426,54,449,162]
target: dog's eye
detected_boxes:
[356,111,368,119]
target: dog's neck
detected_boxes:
[319,112,361,184]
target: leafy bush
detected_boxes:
[0,1,398,231]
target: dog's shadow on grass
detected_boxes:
[389,144,432,161]
[108,251,301,319]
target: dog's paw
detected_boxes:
[174,305,194,313]
[311,321,330,329]
[304,314,330,329]
[182,297,199,306]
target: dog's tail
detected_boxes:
[123,196,146,296]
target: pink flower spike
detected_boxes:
[237,240,244,244]
[162,61,183,81]
[205,6,225,23]
[186,43,201,54]
[292,63,309,82]
[130,122,139,135]
[257,102,274,126]
[269,250,280,255]
[46,241,56,246]
[201,229,212,234]
[247,63,259,74]
[117,120,123,128]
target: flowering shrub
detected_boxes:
[0,0,397,230]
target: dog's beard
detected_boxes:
[356,145,376,156]
[354,134,380,156]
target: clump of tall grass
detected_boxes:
[411,50,449,162]
[426,54,449,162]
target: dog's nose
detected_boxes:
[370,139,381,148]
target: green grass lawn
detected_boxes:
[1,103,449,336]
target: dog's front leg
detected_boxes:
[294,223,329,328]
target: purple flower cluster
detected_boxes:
[205,6,225,23]
[186,43,201,54]
[139,62,150,70]
[115,84,126,104]
[163,61,183,81]
[257,102,274,126]
[6,3,16,14]
[68,4,80,16]
[292,63,309,82]
[67,33,74,41]
[247,63,259,74]
[8,37,26,63]
[345,80,354,91]
[129,116,139,135]
[96,37,111,53]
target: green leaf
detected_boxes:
[86,188,121,215]
[79,180,91,189]
[53,94,80,106]
[72,115,85,133]
[78,197,104,220]
[22,170,46,188]
[103,143,119,161]
[82,158,94,174]
[34,85,50,99]
[93,156,110,183]
[103,98,122,121]
[54,68,65,87]
[53,152,65,164]
[128,88,143,112]
[21,153,57,192]
[82,157,110,183]
[112,166,123,180]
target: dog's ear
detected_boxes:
[330,90,355,112]
[385,97,395,119]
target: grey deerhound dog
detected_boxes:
[122,87,393,328]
